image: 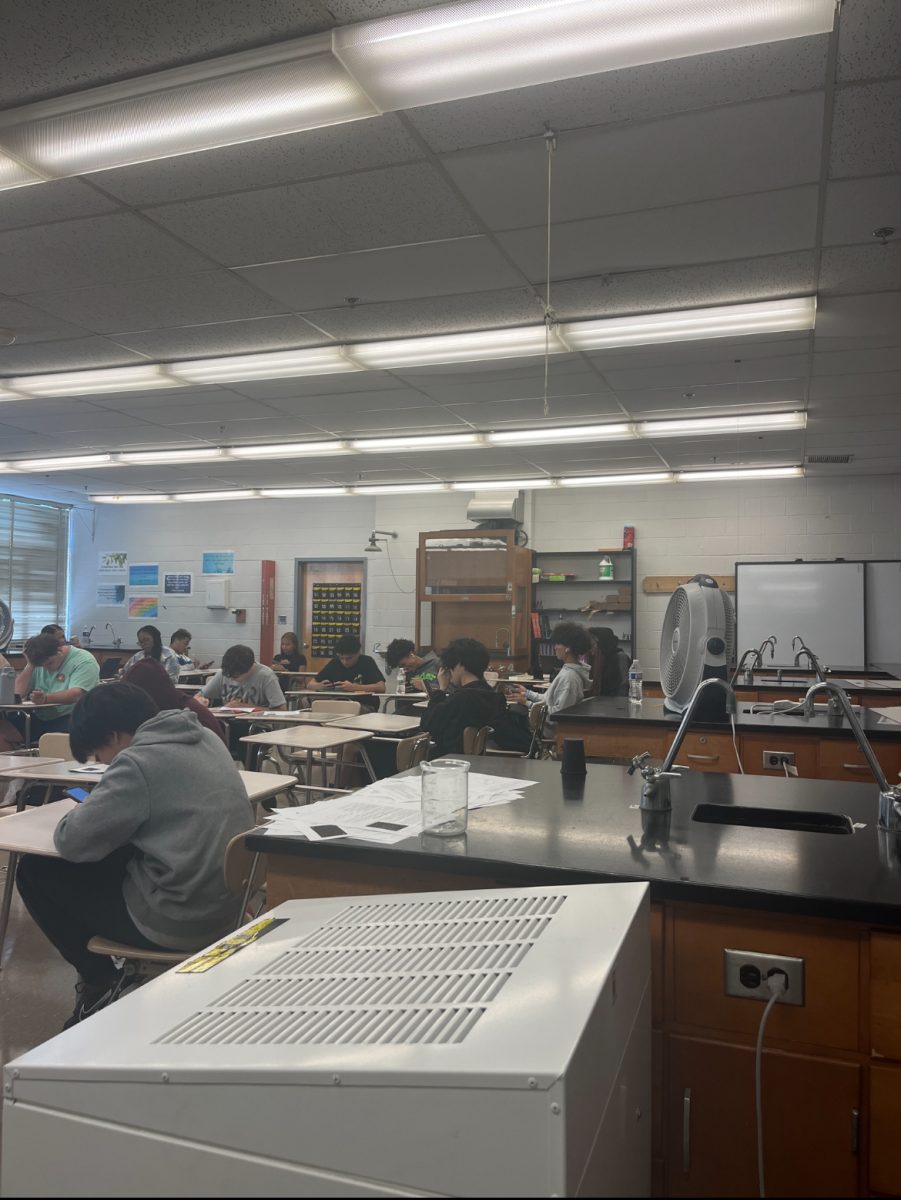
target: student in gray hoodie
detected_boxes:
[16,682,253,1028]
[511,622,593,724]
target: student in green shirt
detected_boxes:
[385,639,441,691]
[14,632,100,734]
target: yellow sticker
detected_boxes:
[176,917,286,974]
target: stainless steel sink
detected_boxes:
[692,802,853,835]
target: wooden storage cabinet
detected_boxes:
[818,738,901,786]
[666,1037,861,1198]
[665,730,739,774]
[869,1064,901,1195]
[739,731,819,778]
[870,933,901,1059]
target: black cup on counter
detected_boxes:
[560,737,587,777]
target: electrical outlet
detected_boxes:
[724,948,805,1005]
[763,750,796,770]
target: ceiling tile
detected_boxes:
[227,374,405,401]
[110,315,324,360]
[617,379,808,418]
[442,395,624,425]
[0,178,119,232]
[157,416,336,441]
[822,175,901,245]
[814,292,901,348]
[551,251,818,319]
[134,397,280,425]
[597,354,808,392]
[408,37,828,153]
[442,94,824,230]
[320,407,469,434]
[812,347,901,375]
[305,288,539,341]
[93,115,422,206]
[260,388,430,417]
[86,385,239,410]
[237,236,524,310]
[819,241,901,294]
[0,0,329,107]
[830,81,901,178]
[0,296,92,344]
[836,0,901,82]
[26,269,287,335]
[0,335,146,374]
[0,211,212,295]
[499,188,819,279]
[809,369,901,400]
[585,332,811,372]
[327,0,434,21]
[0,423,48,452]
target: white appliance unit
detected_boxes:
[0,599,12,651]
[660,573,735,716]
[3,883,651,1198]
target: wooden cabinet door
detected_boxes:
[818,738,901,785]
[667,1036,860,1197]
[665,730,739,773]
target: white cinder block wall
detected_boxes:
[67,474,901,670]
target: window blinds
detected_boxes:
[0,495,69,640]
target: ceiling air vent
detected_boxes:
[806,454,853,464]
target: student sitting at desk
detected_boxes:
[385,639,441,691]
[122,625,180,682]
[199,644,286,710]
[0,650,22,752]
[588,626,630,697]
[420,638,507,757]
[16,683,253,1027]
[509,622,593,722]
[272,632,307,673]
[14,632,100,735]
[309,634,385,712]
[170,628,197,668]
[125,657,227,743]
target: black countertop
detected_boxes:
[248,756,901,925]
[555,695,901,740]
[643,669,901,694]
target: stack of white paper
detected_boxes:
[262,772,537,843]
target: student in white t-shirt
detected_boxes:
[199,645,286,710]
[122,626,180,682]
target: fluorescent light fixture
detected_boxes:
[677,466,805,482]
[562,297,817,351]
[353,483,448,494]
[119,448,224,464]
[229,440,349,459]
[560,472,673,487]
[0,385,25,401]
[352,433,482,451]
[259,486,351,497]
[335,0,835,110]
[10,365,181,397]
[174,490,259,501]
[91,494,173,504]
[350,325,568,370]
[12,453,114,471]
[639,412,807,438]
[488,422,633,446]
[0,153,44,192]
[452,478,553,491]
[0,39,376,180]
[173,346,358,384]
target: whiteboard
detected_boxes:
[866,561,901,668]
[735,561,865,670]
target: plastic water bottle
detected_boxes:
[0,666,14,705]
[396,667,407,694]
[628,658,643,703]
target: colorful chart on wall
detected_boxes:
[202,551,235,576]
[96,584,125,607]
[128,596,159,619]
[98,551,127,574]
[128,563,159,588]
[164,572,193,596]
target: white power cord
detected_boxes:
[756,971,787,1198]
[730,713,745,774]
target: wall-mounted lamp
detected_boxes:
[365,530,398,553]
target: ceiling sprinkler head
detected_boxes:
[873,226,895,245]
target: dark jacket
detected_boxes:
[421,680,507,758]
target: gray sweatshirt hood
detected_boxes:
[130,707,205,748]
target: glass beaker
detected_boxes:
[420,759,470,837]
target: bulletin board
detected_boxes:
[310,582,362,659]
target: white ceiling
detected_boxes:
[0,0,899,496]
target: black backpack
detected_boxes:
[489,707,532,754]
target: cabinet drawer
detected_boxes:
[665,731,738,773]
[818,738,901,785]
[671,906,860,1051]
[558,725,666,762]
[738,731,819,778]
[871,933,901,1060]
[870,1064,901,1195]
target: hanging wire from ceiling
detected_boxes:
[542,124,557,421]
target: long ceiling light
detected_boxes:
[119,448,225,464]
[678,466,805,482]
[0,3,835,191]
[91,464,806,503]
[1,299,817,398]
[638,412,807,437]
[560,297,817,351]
[12,453,114,471]
[229,440,350,458]
[352,433,482,451]
[488,422,633,446]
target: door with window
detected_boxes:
[295,559,366,674]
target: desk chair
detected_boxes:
[310,699,362,716]
[37,732,71,760]
[484,702,552,759]
[99,658,121,679]
[86,830,268,984]
[462,726,491,755]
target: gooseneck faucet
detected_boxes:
[732,648,763,687]
[803,681,901,831]
[630,677,737,811]
[105,621,121,649]
[792,635,828,682]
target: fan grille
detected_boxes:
[661,587,690,695]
